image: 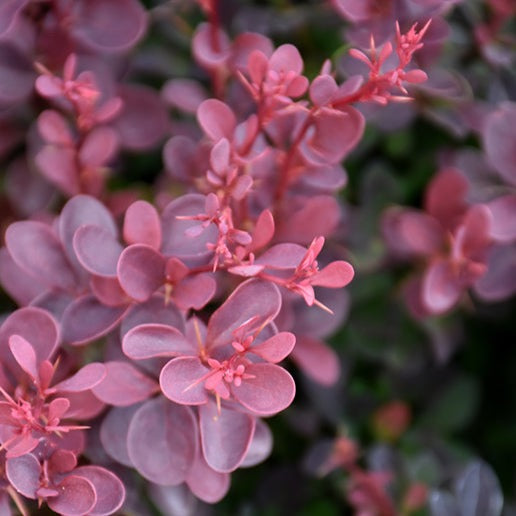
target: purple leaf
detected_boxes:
[186,448,230,503]
[0,247,48,305]
[256,243,307,269]
[72,0,147,53]
[161,78,207,114]
[5,221,77,291]
[161,194,218,266]
[117,244,166,301]
[73,466,125,516]
[38,110,73,145]
[113,85,169,151]
[241,419,273,467]
[123,201,162,249]
[123,324,192,360]
[127,397,197,485]
[47,475,97,516]
[100,405,141,466]
[52,363,106,393]
[73,225,123,278]
[90,275,128,307]
[6,453,41,499]
[120,295,185,337]
[199,401,255,472]
[231,363,296,416]
[61,295,128,345]
[487,195,516,242]
[160,357,210,405]
[0,1,28,36]
[207,279,282,350]
[59,195,118,269]
[92,361,158,406]
[483,102,516,186]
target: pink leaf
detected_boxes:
[123,201,162,249]
[197,99,236,141]
[38,110,73,145]
[186,447,230,503]
[173,273,217,310]
[78,127,119,168]
[161,78,207,113]
[424,168,469,230]
[53,363,106,393]
[35,145,79,196]
[73,466,125,516]
[290,336,340,386]
[117,244,166,302]
[207,279,282,350]
[269,44,304,75]
[256,243,307,269]
[8,334,38,380]
[92,361,158,406]
[310,75,338,106]
[199,401,255,472]
[251,332,296,363]
[90,275,128,307]
[160,357,210,405]
[311,261,354,288]
[73,225,123,278]
[127,397,197,485]
[422,260,462,314]
[192,23,231,70]
[231,363,296,416]
[251,209,275,251]
[47,475,97,516]
[123,323,192,360]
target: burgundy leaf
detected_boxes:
[172,273,217,310]
[79,127,119,168]
[8,335,38,380]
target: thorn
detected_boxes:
[313,298,334,315]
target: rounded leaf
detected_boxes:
[160,357,210,405]
[6,453,41,499]
[127,397,197,485]
[47,475,97,516]
[123,201,162,249]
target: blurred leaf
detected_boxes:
[418,374,479,433]
[454,461,503,516]
[429,490,460,516]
